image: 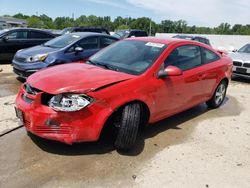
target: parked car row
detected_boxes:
[1,26,246,150]
[12,32,119,78]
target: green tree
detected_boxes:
[215,23,232,34]
[54,17,74,29]
[13,13,29,20]
[27,16,44,28]
[160,20,175,33]
[130,17,157,35]
[39,14,54,29]
[116,24,130,30]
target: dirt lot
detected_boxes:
[0,65,250,188]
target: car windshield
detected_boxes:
[44,34,80,48]
[238,44,250,53]
[112,31,128,39]
[89,40,167,75]
[0,29,9,36]
[60,28,72,35]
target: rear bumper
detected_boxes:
[15,85,111,144]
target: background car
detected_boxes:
[173,34,211,46]
[12,32,118,78]
[15,38,232,150]
[59,27,110,35]
[112,29,148,39]
[229,43,250,79]
[0,28,56,62]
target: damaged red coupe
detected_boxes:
[15,37,233,150]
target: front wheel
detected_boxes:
[206,80,227,108]
[114,103,141,150]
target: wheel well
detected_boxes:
[99,100,150,139]
[221,77,229,87]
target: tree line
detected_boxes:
[7,13,250,35]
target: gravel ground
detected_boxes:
[0,64,249,188]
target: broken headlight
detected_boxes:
[48,94,92,112]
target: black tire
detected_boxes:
[114,103,141,150]
[206,80,227,109]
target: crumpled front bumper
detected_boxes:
[15,84,111,144]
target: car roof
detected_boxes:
[125,37,214,48]
[71,26,107,29]
[69,32,117,38]
[174,34,209,40]
[125,37,185,45]
[0,27,55,34]
[117,29,147,32]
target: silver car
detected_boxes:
[229,44,250,79]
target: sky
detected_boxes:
[0,0,250,27]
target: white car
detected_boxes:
[229,44,250,79]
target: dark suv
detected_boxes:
[60,27,110,35]
[0,28,56,62]
[112,29,148,39]
[173,35,211,46]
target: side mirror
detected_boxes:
[158,66,183,78]
[2,36,9,42]
[75,47,83,53]
[232,49,238,52]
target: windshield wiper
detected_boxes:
[87,60,120,72]
[102,64,119,71]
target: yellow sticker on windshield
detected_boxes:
[145,42,165,48]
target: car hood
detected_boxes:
[20,45,59,56]
[27,63,135,94]
[229,52,250,61]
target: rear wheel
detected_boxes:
[206,80,227,108]
[114,103,141,150]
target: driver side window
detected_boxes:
[67,37,99,53]
[77,37,99,49]
[164,45,202,71]
[6,31,28,39]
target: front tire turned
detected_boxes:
[114,103,141,150]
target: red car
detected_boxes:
[15,37,233,150]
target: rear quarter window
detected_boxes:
[201,47,220,64]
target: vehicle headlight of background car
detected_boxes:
[26,53,48,63]
[48,93,93,112]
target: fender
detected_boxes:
[91,91,155,140]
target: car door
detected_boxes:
[65,36,100,62]
[0,30,28,61]
[153,44,206,119]
[200,47,221,98]
[28,30,54,47]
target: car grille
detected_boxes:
[243,63,250,68]
[233,71,250,76]
[26,121,73,135]
[14,56,27,63]
[13,68,32,78]
[24,83,41,95]
[233,61,242,66]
